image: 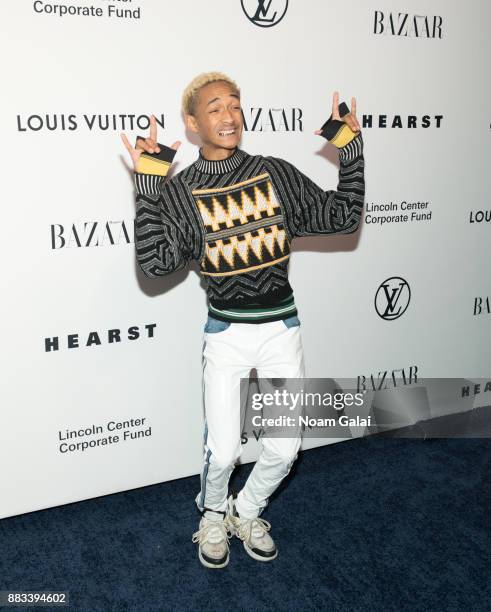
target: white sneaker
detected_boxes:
[192,512,232,569]
[225,493,278,562]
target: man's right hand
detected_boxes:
[121,114,181,171]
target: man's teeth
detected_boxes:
[218,129,236,136]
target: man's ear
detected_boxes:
[185,113,199,134]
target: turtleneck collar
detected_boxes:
[193,147,248,175]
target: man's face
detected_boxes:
[186,81,243,153]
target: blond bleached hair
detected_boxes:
[182,71,240,116]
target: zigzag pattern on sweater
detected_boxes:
[192,173,291,276]
[204,263,290,304]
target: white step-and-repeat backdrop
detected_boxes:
[1,0,489,518]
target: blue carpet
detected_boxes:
[0,437,489,612]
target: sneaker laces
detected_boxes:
[235,516,272,543]
[192,518,232,545]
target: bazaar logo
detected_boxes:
[357,365,419,392]
[375,277,411,320]
[373,11,443,38]
[241,0,288,28]
[242,107,303,131]
[50,221,134,248]
[473,296,490,316]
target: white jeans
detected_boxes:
[195,315,306,519]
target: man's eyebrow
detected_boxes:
[206,93,240,107]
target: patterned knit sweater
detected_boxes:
[133,112,365,323]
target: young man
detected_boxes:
[121,72,364,569]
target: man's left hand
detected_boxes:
[315,91,361,135]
